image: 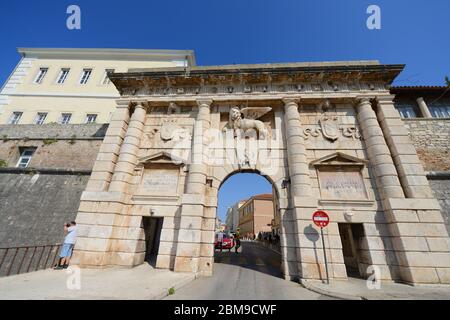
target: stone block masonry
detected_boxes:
[403,118,450,171]
[0,171,90,247]
[0,123,106,248]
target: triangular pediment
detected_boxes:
[138,151,185,166]
[310,152,367,167]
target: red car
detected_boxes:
[214,233,235,251]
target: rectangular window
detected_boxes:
[9,112,23,124]
[34,68,48,84]
[102,69,115,85]
[397,105,417,119]
[79,69,92,84]
[16,148,36,168]
[85,114,97,124]
[430,106,450,118]
[60,113,72,124]
[56,68,70,84]
[34,112,47,125]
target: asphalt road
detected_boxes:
[165,241,331,300]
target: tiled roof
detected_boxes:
[391,86,449,92]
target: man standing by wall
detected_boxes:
[54,221,77,270]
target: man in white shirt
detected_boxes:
[55,221,77,270]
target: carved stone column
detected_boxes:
[356,96,450,284]
[282,98,319,281]
[85,100,130,191]
[416,97,432,118]
[108,102,147,193]
[283,98,311,197]
[73,101,146,268]
[174,99,212,275]
[376,95,433,198]
[356,97,405,200]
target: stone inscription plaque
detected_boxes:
[140,168,179,195]
[318,170,368,200]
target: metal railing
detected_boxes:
[0,244,61,277]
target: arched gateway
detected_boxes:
[72,61,450,285]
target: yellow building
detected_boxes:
[0,48,196,124]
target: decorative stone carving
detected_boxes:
[303,100,361,142]
[342,126,361,139]
[224,106,272,139]
[119,80,389,98]
[311,152,370,201]
[146,119,191,148]
[319,114,340,141]
[167,102,180,115]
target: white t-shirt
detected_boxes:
[217,232,224,242]
[64,226,77,244]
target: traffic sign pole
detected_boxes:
[312,210,330,285]
[320,227,330,285]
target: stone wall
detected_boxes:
[0,171,90,247]
[0,123,105,249]
[403,119,450,171]
[0,123,106,170]
[0,123,108,140]
[428,175,450,234]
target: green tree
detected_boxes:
[446,76,450,87]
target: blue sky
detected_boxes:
[218,174,272,222]
[1,1,449,220]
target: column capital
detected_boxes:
[196,99,213,107]
[116,99,132,108]
[129,100,149,110]
[282,97,301,106]
[375,94,396,105]
[354,95,374,104]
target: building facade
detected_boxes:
[225,200,245,232]
[0,48,195,125]
[0,52,449,285]
[238,194,274,237]
[68,60,450,285]
[0,48,194,248]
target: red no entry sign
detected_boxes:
[312,210,330,228]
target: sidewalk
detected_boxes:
[301,277,450,300]
[0,264,195,300]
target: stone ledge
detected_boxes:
[384,198,441,211]
[0,167,92,175]
[80,191,128,203]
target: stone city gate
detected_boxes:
[72,61,450,284]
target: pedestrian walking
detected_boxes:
[217,231,224,253]
[234,228,241,253]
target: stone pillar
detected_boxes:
[416,97,433,118]
[73,102,145,267]
[282,98,319,281]
[174,99,212,275]
[85,100,130,191]
[283,98,311,197]
[356,96,450,284]
[108,102,147,193]
[356,97,405,200]
[377,95,434,198]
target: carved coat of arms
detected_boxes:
[319,115,339,141]
[160,120,178,141]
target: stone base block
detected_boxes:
[174,256,199,273]
[398,266,440,285]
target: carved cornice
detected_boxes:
[119,81,390,98]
